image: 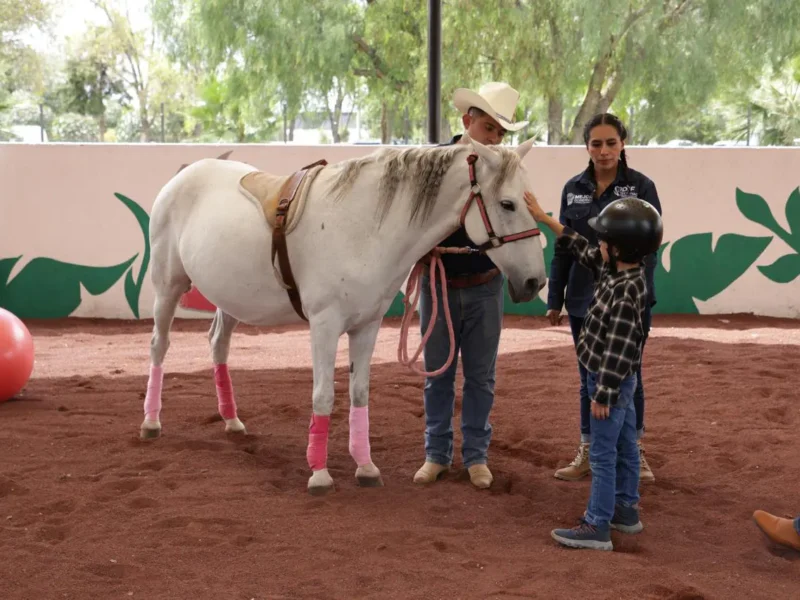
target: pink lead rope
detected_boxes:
[397,246,475,377]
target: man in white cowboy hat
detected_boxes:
[414,82,529,489]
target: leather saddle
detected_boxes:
[238,159,327,321]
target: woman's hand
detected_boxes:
[546,309,563,326]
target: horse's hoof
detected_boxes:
[355,463,383,487]
[356,475,384,488]
[224,418,246,434]
[308,469,334,496]
[140,427,161,440]
[308,483,335,496]
[140,420,161,440]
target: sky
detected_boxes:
[24,0,151,54]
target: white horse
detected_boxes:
[140,133,547,495]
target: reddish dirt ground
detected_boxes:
[1,314,799,599]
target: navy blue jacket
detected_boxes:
[547,164,663,317]
[435,134,498,276]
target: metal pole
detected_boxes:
[427,0,441,144]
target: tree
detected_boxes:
[446,0,800,144]
[57,25,129,140]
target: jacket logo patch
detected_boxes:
[614,185,637,198]
[567,193,593,206]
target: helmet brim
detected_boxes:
[588,216,608,237]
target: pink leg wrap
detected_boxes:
[307,414,330,471]
[348,406,372,466]
[143,364,164,421]
[213,364,237,421]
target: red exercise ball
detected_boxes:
[0,307,34,402]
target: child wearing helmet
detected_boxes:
[525,190,663,551]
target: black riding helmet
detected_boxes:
[588,197,663,263]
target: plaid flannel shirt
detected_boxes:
[556,227,647,406]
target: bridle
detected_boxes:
[456,152,542,252]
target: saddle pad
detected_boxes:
[238,164,325,235]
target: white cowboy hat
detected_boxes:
[452,82,529,132]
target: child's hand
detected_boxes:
[591,401,610,420]
[524,190,564,236]
[524,190,546,222]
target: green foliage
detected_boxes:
[3,0,800,145]
[51,112,101,141]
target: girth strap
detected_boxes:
[271,158,328,321]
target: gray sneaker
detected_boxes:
[610,503,644,534]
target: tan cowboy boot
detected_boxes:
[468,464,493,489]
[638,440,655,482]
[753,510,800,551]
[554,442,590,481]
[413,461,448,484]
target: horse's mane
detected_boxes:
[328,143,522,226]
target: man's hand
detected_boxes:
[546,309,563,326]
[591,401,610,420]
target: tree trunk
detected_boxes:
[98,110,106,142]
[138,92,150,142]
[328,88,344,144]
[381,101,392,144]
[440,114,451,142]
[288,112,296,142]
[547,96,564,145]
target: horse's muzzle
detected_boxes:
[508,277,545,303]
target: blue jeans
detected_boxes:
[419,271,504,468]
[795,516,800,535]
[569,305,651,442]
[583,371,640,530]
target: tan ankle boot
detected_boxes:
[468,464,493,489]
[554,442,590,481]
[753,510,800,551]
[638,440,655,482]
[413,461,448,484]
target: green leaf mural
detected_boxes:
[757,253,800,283]
[0,255,136,318]
[115,193,151,318]
[0,193,150,319]
[784,187,800,238]
[736,189,783,233]
[737,187,800,284]
[653,233,772,314]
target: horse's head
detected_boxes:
[459,133,547,303]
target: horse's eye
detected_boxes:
[500,200,515,211]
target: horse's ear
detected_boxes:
[515,136,537,159]
[469,137,502,169]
